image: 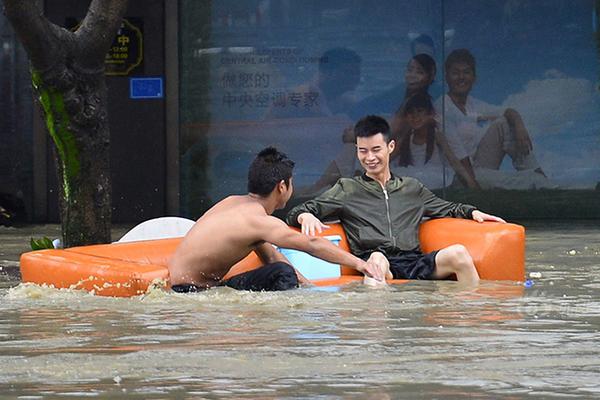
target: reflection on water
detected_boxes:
[1,223,600,398]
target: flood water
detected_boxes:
[1,221,599,399]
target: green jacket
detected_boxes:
[286,174,476,258]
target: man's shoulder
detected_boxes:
[325,176,362,190]
[338,176,361,185]
[434,94,459,118]
[250,213,287,232]
[433,93,446,107]
[467,95,498,112]
[339,175,374,191]
[390,176,423,191]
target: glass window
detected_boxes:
[179,0,600,218]
[0,15,33,223]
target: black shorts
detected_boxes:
[364,250,439,280]
[221,262,299,291]
[171,283,209,293]
[172,262,299,293]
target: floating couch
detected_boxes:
[20,218,525,297]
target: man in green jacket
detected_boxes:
[286,115,505,285]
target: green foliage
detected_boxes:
[30,237,55,251]
[31,69,80,200]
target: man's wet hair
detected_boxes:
[319,47,362,73]
[354,115,391,143]
[445,48,476,75]
[248,147,295,196]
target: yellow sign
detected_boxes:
[105,18,143,76]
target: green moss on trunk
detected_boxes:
[31,69,80,200]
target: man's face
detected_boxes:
[356,133,395,176]
[446,61,475,96]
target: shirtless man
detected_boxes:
[168,147,381,292]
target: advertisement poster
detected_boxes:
[180,0,600,217]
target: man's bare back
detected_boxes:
[168,146,382,292]
[168,195,279,288]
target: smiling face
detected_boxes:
[356,133,395,179]
[446,61,476,97]
[404,59,434,93]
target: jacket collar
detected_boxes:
[361,172,399,183]
[359,172,403,191]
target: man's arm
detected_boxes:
[261,217,383,281]
[418,182,505,223]
[504,108,533,156]
[419,182,477,219]
[435,129,480,189]
[286,180,346,228]
[433,113,480,188]
[459,157,480,188]
[254,242,312,286]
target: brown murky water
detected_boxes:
[1,221,599,398]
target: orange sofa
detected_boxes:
[20,218,525,297]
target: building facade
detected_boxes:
[1,0,599,223]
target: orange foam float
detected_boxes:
[19,218,525,297]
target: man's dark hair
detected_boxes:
[319,47,361,73]
[354,115,391,143]
[247,147,295,196]
[445,48,476,75]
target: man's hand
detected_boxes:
[472,210,506,223]
[298,212,330,236]
[356,259,385,282]
[504,108,533,156]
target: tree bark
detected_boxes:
[3,0,128,247]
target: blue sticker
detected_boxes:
[524,279,534,288]
[130,77,163,99]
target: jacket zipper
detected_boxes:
[382,188,396,246]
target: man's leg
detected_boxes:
[432,244,479,285]
[363,251,393,286]
[221,262,299,291]
[473,118,541,171]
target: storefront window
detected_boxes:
[179,0,600,219]
[0,15,33,223]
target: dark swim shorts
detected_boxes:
[172,262,299,293]
[364,250,439,280]
[221,262,299,291]
[171,283,209,293]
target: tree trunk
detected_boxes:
[3,0,128,247]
